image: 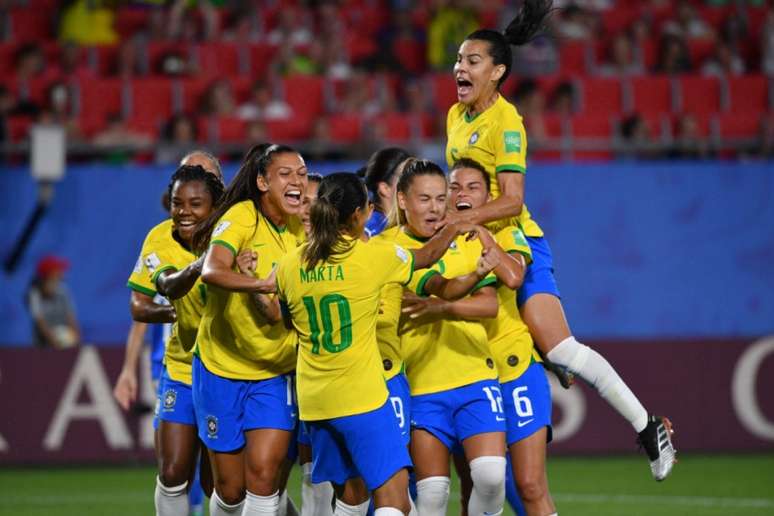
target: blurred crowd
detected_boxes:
[1,0,774,161]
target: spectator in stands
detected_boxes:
[549,80,577,118]
[761,8,774,76]
[316,2,348,44]
[56,42,94,79]
[246,120,268,144]
[655,35,692,74]
[58,0,118,46]
[272,41,325,76]
[202,80,236,117]
[330,72,386,117]
[168,0,219,41]
[513,79,548,144]
[267,6,313,47]
[617,113,656,160]
[662,0,714,40]
[427,0,479,70]
[702,41,745,76]
[236,80,292,122]
[156,114,198,164]
[14,43,45,81]
[669,113,710,159]
[306,117,347,161]
[114,37,145,77]
[92,113,152,149]
[222,7,264,43]
[320,37,353,80]
[399,77,434,117]
[599,33,644,76]
[554,3,595,41]
[38,82,82,141]
[27,256,81,349]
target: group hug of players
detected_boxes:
[113,3,676,515]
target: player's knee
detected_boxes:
[245,461,280,495]
[470,456,506,496]
[158,461,190,487]
[214,485,245,507]
[416,476,450,514]
[515,470,546,503]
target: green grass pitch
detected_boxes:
[1,454,772,515]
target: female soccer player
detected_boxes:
[125,165,224,516]
[384,160,507,516]
[450,159,556,515]
[276,172,481,516]
[363,147,411,237]
[442,0,675,480]
[192,144,307,516]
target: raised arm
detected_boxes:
[421,248,499,301]
[402,285,498,321]
[129,290,176,324]
[476,228,526,290]
[410,222,483,270]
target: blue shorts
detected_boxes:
[154,368,196,429]
[306,399,412,491]
[191,356,297,453]
[297,421,312,447]
[517,237,561,307]
[387,373,412,446]
[501,362,553,446]
[410,379,507,450]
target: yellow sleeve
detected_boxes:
[372,242,415,288]
[491,112,527,174]
[209,203,254,257]
[127,233,165,297]
[150,245,183,288]
[495,226,533,264]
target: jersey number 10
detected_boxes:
[302,294,353,354]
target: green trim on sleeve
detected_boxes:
[402,250,416,287]
[211,239,237,256]
[416,270,440,297]
[127,281,156,297]
[151,265,178,289]
[471,276,497,293]
[495,164,526,174]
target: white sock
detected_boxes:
[243,490,280,515]
[333,498,369,516]
[279,491,288,516]
[301,462,334,516]
[547,336,649,433]
[210,490,244,516]
[408,493,418,516]
[154,477,188,516]
[415,476,450,516]
[468,456,505,516]
[374,509,403,516]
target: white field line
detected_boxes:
[552,493,774,509]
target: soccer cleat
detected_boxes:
[637,415,677,481]
[539,352,575,389]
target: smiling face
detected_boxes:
[301,180,320,236]
[453,39,505,107]
[256,151,308,217]
[398,174,448,238]
[449,167,491,212]
[171,180,214,245]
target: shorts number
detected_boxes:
[390,396,405,429]
[302,294,353,354]
[482,386,504,414]
[512,386,533,418]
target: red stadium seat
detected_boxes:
[213,117,248,143]
[528,114,565,161]
[246,44,276,78]
[194,43,242,78]
[716,113,761,140]
[327,115,362,142]
[372,112,434,142]
[697,6,732,30]
[677,76,720,116]
[570,116,614,160]
[76,78,123,130]
[127,78,174,128]
[179,77,215,114]
[392,37,426,75]
[558,42,589,76]
[686,39,715,68]
[281,75,325,122]
[630,76,673,114]
[725,75,770,113]
[600,8,640,36]
[578,77,622,116]
[5,116,33,142]
[429,73,458,113]
[9,9,53,41]
[114,7,151,39]
[266,119,312,142]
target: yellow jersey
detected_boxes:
[277,236,415,421]
[371,226,407,381]
[394,229,498,396]
[127,219,202,384]
[483,226,541,384]
[446,94,543,237]
[196,200,298,380]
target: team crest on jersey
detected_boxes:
[212,221,231,237]
[206,415,218,439]
[468,132,479,145]
[449,241,458,251]
[132,254,143,274]
[144,253,161,273]
[163,389,177,410]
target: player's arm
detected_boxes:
[476,229,526,289]
[422,248,500,301]
[411,222,484,270]
[201,244,276,293]
[402,285,498,320]
[234,249,282,323]
[129,290,176,323]
[154,255,204,300]
[113,321,147,411]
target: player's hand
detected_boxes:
[401,292,448,320]
[255,266,278,294]
[236,250,257,276]
[434,210,464,231]
[477,248,500,276]
[190,254,206,274]
[475,226,496,249]
[113,369,137,411]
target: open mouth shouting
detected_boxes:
[456,77,474,100]
[284,189,302,208]
[455,200,473,211]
